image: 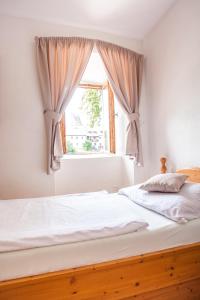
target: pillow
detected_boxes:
[119,184,200,223]
[180,182,200,201]
[139,173,188,193]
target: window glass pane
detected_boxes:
[65,88,110,154]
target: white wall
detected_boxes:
[0,15,141,199]
[55,155,135,195]
[56,156,123,195]
[4,0,199,198]
[142,0,200,178]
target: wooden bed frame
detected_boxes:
[0,165,200,300]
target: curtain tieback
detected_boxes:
[128,112,139,122]
[44,110,62,123]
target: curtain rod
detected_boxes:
[34,36,143,57]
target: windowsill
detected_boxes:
[62,153,122,160]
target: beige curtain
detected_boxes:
[96,40,144,165]
[35,37,94,173]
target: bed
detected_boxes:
[0,166,200,299]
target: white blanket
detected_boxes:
[0,191,148,252]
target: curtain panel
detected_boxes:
[96,40,144,165]
[35,37,94,173]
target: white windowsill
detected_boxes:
[62,153,122,160]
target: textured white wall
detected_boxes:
[0,15,141,199]
[142,0,200,178]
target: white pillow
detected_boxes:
[180,182,200,201]
[139,173,188,193]
[119,184,200,223]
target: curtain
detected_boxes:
[35,37,94,173]
[96,40,144,165]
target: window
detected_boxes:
[61,52,116,155]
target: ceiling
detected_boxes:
[0,0,176,39]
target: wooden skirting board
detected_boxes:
[0,242,200,300]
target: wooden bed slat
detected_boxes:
[124,278,200,300]
[1,242,200,300]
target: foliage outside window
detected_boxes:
[80,89,102,128]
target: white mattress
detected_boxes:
[1,194,200,281]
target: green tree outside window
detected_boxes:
[80,89,102,128]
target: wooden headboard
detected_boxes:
[176,168,200,183]
[160,157,200,183]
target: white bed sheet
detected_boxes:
[1,197,200,281]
